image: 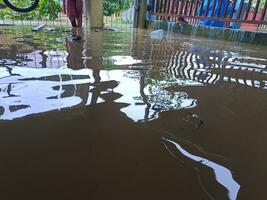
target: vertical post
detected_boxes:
[261,0,267,21]
[86,31,103,68]
[134,0,147,28]
[134,0,139,27]
[252,0,261,20]
[85,0,104,29]
[244,0,253,20]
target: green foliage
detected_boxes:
[1,0,134,20]
[104,0,133,16]
[38,0,62,20]
[252,0,266,10]
[0,0,61,20]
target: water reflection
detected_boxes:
[144,37,267,90]
[163,138,240,200]
[107,70,198,122]
[1,27,267,199]
[0,66,91,120]
[0,67,197,121]
[108,56,142,66]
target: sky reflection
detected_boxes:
[0,67,197,121]
[163,138,240,200]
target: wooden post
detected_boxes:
[84,0,104,29]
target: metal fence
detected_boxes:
[0,9,72,30]
[150,0,267,30]
[0,4,134,30]
[103,4,135,30]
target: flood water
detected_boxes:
[0,26,267,200]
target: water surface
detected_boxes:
[0,26,267,200]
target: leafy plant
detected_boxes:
[38,0,62,20]
[104,0,133,16]
[0,0,133,20]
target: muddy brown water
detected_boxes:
[0,26,267,200]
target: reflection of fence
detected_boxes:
[143,38,267,90]
[164,50,267,89]
[150,0,267,28]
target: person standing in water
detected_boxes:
[63,0,83,40]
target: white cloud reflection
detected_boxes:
[0,67,197,121]
[163,138,240,200]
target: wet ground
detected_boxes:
[0,26,267,200]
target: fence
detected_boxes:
[103,4,135,29]
[0,9,72,29]
[150,0,267,30]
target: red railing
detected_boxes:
[150,0,267,27]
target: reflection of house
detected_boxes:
[25,50,68,68]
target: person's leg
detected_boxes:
[70,18,77,27]
[76,15,82,28]
[68,0,82,40]
[64,0,78,27]
[75,0,83,28]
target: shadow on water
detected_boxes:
[0,26,267,199]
